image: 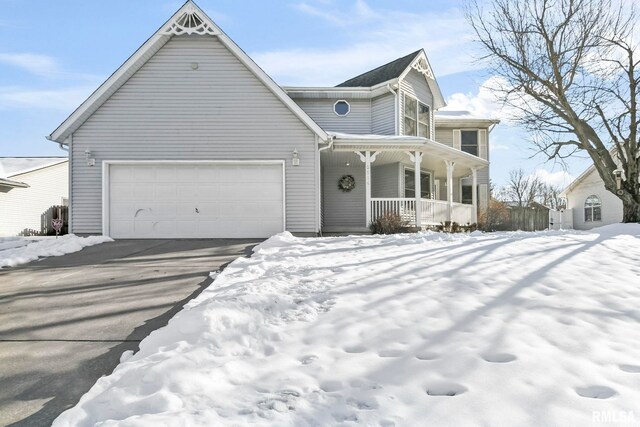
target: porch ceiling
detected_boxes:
[321,150,477,178]
[327,133,488,176]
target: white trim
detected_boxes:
[333,99,351,116]
[49,1,328,143]
[101,160,286,238]
[398,50,446,109]
[67,134,73,233]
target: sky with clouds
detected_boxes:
[0,0,593,187]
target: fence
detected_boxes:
[41,205,69,235]
[508,206,549,231]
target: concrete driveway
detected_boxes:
[0,238,261,426]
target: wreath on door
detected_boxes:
[338,174,356,192]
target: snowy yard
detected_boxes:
[53,225,640,426]
[0,235,113,268]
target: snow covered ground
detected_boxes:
[0,235,113,268]
[53,225,640,427]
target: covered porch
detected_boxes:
[321,133,488,232]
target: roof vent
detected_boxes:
[164,5,219,36]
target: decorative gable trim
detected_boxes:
[163,4,220,36]
[48,1,328,143]
[412,57,434,79]
[399,50,445,109]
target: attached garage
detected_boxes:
[104,162,285,238]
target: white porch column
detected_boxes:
[445,160,455,222]
[356,151,380,226]
[471,167,478,223]
[406,151,424,227]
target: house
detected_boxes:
[560,164,622,230]
[47,1,498,239]
[0,157,68,236]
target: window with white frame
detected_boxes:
[403,94,430,138]
[333,100,350,116]
[404,168,432,199]
[584,195,602,222]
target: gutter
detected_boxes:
[46,135,69,152]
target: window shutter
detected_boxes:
[478,129,488,159]
[453,129,461,150]
[479,184,489,211]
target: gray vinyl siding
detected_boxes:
[371,94,396,135]
[400,69,434,137]
[322,162,366,228]
[372,163,401,197]
[71,35,318,234]
[294,98,371,134]
[434,128,453,147]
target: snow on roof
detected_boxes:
[0,157,67,178]
[328,132,428,142]
[435,110,500,123]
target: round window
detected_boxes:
[334,100,350,116]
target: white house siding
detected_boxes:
[0,162,68,236]
[71,35,318,234]
[371,94,396,135]
[322,159,366,230]
[372,163,401,197]
[566,168,622,230]
[293,98,371,134]
[399,69,434,137]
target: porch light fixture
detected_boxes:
[85,148,95,167]
[345,162,350,167]
[292,148,300,166]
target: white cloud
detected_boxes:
[0,86,95,111]
[490,142,509,152]
[253,1,476,86]
[532,169,575,188]
[440,75,518,121]
[0,53,60,77]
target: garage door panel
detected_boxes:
[109,163,284,238]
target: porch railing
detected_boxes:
[371,198,475,226]
[371,198,416,224]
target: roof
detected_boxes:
[336,50,422,87]
[0,177,29,189]
[328,132,489,170]
[0,157,67,178]
[48,1,328,143]
[336,49,446,109]
[435,110,500,125]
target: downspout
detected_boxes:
[317,135,334,237]
[386,83,398,135]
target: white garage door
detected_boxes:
[107,163,284,238]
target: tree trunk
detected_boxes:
[622,198,640,223]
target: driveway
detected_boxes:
[0,238,261,426]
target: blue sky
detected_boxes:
[0,0,591,187]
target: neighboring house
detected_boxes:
[0,158,68,236]
[47,1,498,239]
[561,165,622,230]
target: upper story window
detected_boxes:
[461,130,478,156]
[333,100,350,116]
[404,94,430,138]
[584,195,602,222]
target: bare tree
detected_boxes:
[539,183,565,209]
[467,0,640,222]
[498,168,544,206]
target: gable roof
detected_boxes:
[48,1,328,144]
[0,157,67,178]
[336,50,422,87]
[336,49,446,109]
